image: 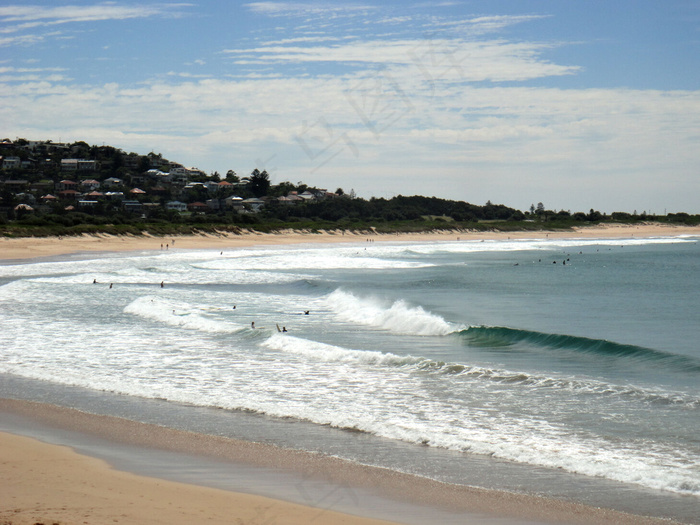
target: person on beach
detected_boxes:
[251,321,255,329]
[160,281,164,288]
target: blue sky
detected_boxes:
[2,1,699,213]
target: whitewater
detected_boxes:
[1,236,699,522]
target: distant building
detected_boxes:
[62,159,97,171]
[1,156,21,170]
[57,189,79,200]
[103,177,123,188]
[166,200,187,212]
[242,198,265,213]
[187,201,208,213]
[122,200,143,213]
[206,198,221,211]
[80,179,100,191]
[55,180,78,192]
[104,192,125,201]
[60,159,78,171]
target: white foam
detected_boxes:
[325,289,462,336]
[124,296,242,333]
[262,333,423,367]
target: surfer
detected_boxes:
[160,281,164,288]
[304,310,310,315]
[251,321,255,329]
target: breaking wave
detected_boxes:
[325,289,463,336]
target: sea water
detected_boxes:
[1,236,699,522]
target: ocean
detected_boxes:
[1,235,699,523]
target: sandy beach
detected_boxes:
[0,398,683,525]
[1,223,697,525]
[1,222,698,260]
[0,430,398,525]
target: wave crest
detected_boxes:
[461,326,700,373]
[325,289,462,336]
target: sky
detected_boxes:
[2,1,699,214]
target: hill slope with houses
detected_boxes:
[0,138,336,219]
[2,138,696,235]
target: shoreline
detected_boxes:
[1,222,699,261]
[0,398,683,525]
[2,224,698,524]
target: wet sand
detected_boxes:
[0,398,684,525]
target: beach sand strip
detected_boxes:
[0,398,682,525]
[1,223,698,260]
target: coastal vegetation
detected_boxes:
[1,138,698,238]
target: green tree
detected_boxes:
[248,169,270,197]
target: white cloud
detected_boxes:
[0,3,192,46]
[244,2,378,17]
[262,35,353,45]
[0,3,190,26]
[224,38,579,84]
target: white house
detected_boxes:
[80,179,100,191]
[1,156,21,169]
[166,200,187,212]
[103,177,123,188]
[242,197,265,213]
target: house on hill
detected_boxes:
[1,156,21,170]
[166,200,187,212]
[80,179,100,191]
[56,180,78,192]
[187,201,208,213]
[103,177,123,189]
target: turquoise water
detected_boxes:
[1,236,699,522]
